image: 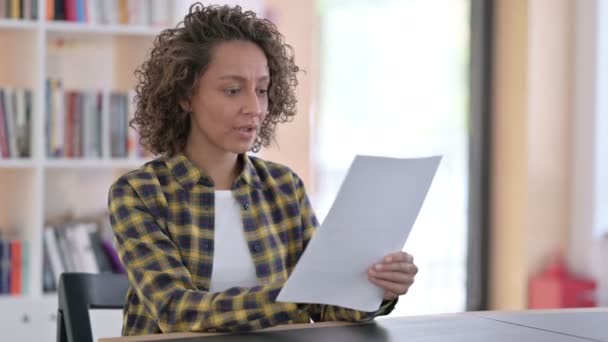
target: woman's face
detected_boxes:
[185,40,269,155]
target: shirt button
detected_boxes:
[243,203,250,210]
[252,242,262,252]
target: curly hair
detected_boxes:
[132,3,300,156]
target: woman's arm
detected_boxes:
[292,173,398,322]
[108,178,302,333]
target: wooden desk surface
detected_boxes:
[100,308,608,342]
[471,307,608,342]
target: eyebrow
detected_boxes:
[218,75,270,82]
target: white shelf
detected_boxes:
[0,19,38,31]
[44,158,150,169]
[0,159,36,168]
[45,21,162,36]
[0,292,57,303]
[0,19,164,37]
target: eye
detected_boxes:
[257,88,269,96]
[225,88,241,96]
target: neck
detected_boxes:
[184,137,240,191]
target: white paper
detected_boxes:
[89,308,124,341]
[276,155,441,312]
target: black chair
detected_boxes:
[57,272,130,342]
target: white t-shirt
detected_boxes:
[208,190,260,292]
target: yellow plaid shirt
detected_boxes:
[108,153,396,335]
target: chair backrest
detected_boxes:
[57,272,129,342]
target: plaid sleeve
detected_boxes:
[108,177,301,333]
[292,173,398,322]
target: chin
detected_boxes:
[230,144,254,154]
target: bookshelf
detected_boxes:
[0,1,180,340]
[0,1,270,339]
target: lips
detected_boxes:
[234,124,259,139]
[235,124,258,132]
[237,127,255,133]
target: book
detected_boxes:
[43,227,65,286]
[9,240,21,295]
[0,239,10,294]
[0,90,8,158]
[101,239,124,274]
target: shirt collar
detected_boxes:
[164,153,263,190]
[237,154,263,190]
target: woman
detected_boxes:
[108,3,418,335]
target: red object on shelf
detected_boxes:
[528,254,597,308]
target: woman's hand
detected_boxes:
[367,251,418,301]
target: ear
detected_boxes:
[179,98,191,113]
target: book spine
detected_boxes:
[53,80,65,157]
[54,0,65,20]
[0,89,9,158]
[22,89,32,157]
[65,0,76,21]
[0,240,11,294]
[65,91,74,158]
[76,0,85,22]
[4,88,17,158]
[14,89,26,158]
[10,0,19,19]
[0,0,6,19]
[30,0,38,20]
[44,227,65,286]
[101,239,124,273]
[46,0,54,20]
[20,240,28,294]
[9,240,22,295]
[0,240,4,294]
[23,0,31,19]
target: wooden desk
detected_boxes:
[471,308,608,342]
[101,308,608,342]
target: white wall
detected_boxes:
[569,0,608,306]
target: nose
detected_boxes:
[243,89,264,117]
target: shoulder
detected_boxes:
[109,157,169,199]
[248,155,305,187]
[247,156,309,202]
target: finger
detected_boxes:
[369,276,409,295]
[369,270,415,284]
[384,251,414,264]
[383,290,399,300]
[372,262,418,274]
[368,276,410,295]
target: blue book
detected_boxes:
[76,0,85,22]
[0,239,9,294]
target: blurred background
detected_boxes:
[0,0,606,339]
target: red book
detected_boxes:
[10,241,22,295]
[65,0,77,21]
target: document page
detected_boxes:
[277,155,441,311]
